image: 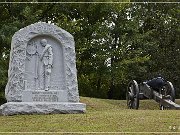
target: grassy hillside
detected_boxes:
[0,97,180,134]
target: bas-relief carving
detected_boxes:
[40,39,53,91]
[25,37,64,91]
[5,22,79,102]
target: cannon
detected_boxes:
[126,79,180,110]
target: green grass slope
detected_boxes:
[0,97,179,134]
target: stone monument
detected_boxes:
[0,22,86,115]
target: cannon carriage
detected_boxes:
[126,80,180,110]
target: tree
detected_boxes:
[0,1,179,102]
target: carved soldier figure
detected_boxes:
[40,39,53,91]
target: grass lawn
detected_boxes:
[0,97,180,134]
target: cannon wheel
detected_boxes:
[166,81,175,102]
[160,81,175,110]
[126,80,139,109]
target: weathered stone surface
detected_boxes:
[5,22,79,102]
[0,22,86,115]
[22,90,68,102]
[0,102,86,116]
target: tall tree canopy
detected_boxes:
[0,1,179,103]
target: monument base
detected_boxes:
[0,102,86,116]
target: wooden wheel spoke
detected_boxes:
[127,80,139,109]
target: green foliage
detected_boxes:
[0,2,179,101]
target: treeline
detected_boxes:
[0,1,179,103]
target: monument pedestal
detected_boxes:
[0,102,86,116]
[0,90,86,116]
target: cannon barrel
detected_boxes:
[127,80,179,110]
